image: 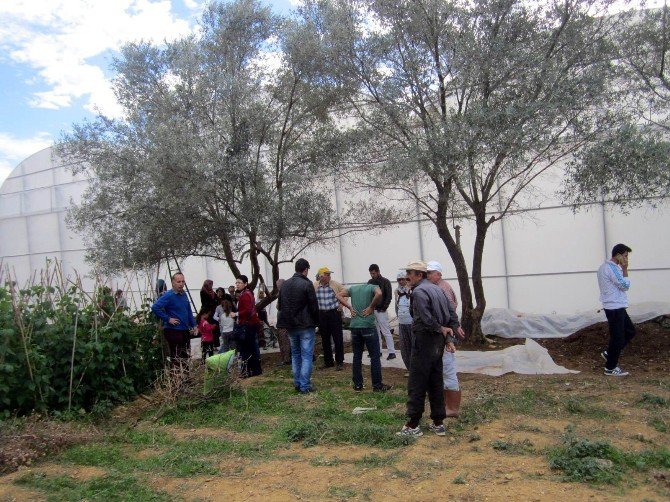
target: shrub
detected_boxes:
[0,280,163,417]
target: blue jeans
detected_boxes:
[351,327,383,390]
[289,328,316,392]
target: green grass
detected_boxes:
[638,393,669,409]
[354,452,398,467]
[548,435,670,485]
[15,472,172,502]
[490,438,535,455]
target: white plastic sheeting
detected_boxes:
[482,301,670,339]
[343,339,579,376]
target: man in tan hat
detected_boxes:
[314,266,347,370]
[397,261,459,438]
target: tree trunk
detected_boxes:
[469,212,490,343]
[434,214,486,343]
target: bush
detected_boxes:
[0,282,163,417]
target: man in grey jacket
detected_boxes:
[397,261,459,438]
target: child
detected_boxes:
[214,299,236,353]
[197,307,217,362]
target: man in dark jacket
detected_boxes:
[277,258,319,394]
[397,261,459,438]
[367,264,397,360]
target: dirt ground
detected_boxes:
[1,319,668,501]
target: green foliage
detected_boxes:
[490,438,535,455]
[0,284,163,416]
[15,471,171,502]
[548,435,670,484]
[638,393,669,409]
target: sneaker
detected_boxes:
[601,350,608,362]
[300,386,317,394]
[396,425,423,437]
[387,353,397,361]
[428,423,446,436]
[373,384,392,393]
[335,363,344,371]
[353,385,364,392]
[604,367,629,377]
[322,363,335,369]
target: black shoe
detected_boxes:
[353,385,364,391]
[294,385,300,392]
[300,386,316,394]
[335,363,343,371]
[322,362,335,369]
[373,384,392,393]
[387,353,397,361]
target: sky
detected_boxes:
[0,0,297,185]
[0,0,663,187]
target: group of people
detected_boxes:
[151,274,266,377]
[150,241,636,438]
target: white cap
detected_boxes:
[396,270,408,279]
[426,261,442,272]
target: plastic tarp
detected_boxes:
[343,339,578,376]
[481,301,670,339]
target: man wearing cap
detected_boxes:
[395,270,413,373]
[427,260,464,418]
[397,261,459,437]
[314,267,347,370]
[367,264,397,360]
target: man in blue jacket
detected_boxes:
[152,272,196,369]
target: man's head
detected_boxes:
[405,261,427,287]
[426,261,443,284]
[611,243,632,265]
[317,266,332,285]
[295,258,310,276]
[368,263,380,280]
[171,272,185,293]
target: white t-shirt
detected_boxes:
[214,306,236,333]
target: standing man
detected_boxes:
[314,267,346,370]
[427,261,464,418]
[367,264,397,360]
[397,261,459,438]
[395,271,413,375]
[277,258,319,394]
[151,272,196,369]
[337,282,392,392]
[597,243,635,377]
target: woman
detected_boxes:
[234,275,263,377]
[200,280,218,312]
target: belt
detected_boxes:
[319,308,339,312]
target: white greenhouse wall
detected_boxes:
[1,147,669,319]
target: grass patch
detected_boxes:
[15,472,171,502]
[328,484,370,500]
[354,452,398,467]
[563,397,613,420]
[638,393,669,409]
[548,435,670,484]
[490,438,535,455]
[310,455,342,467]
[648,415,669,433]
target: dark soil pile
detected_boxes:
[537,317,670,374]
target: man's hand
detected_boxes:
[441,326,453,338]
[445,341,456,353]
[168,317,180,326]
[361,306,374,317]
[456,326,465,340]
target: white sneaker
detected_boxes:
[396,425,423,437]
[604,367,629,377]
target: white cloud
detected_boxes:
[0,132,53,185]
[0,1,196,117]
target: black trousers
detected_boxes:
[318,309,344,365]
[163,328,190,369]
[406,331,446,426]
[604,308,636,370]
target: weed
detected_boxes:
[15,472,171,501]
[638,393,669,409]
[548,435,670,485]
[328,485,359,500]
[310,455,342,467]
[512,424,542,433]
[490,439,535,455]
[648,415,668,433]
[354,453,398,467]
[453,473,467,484]
[563,397,612,419]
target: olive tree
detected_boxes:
[306,0,651,340]
[57,0,354,300]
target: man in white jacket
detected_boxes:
[597,243,635,377]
